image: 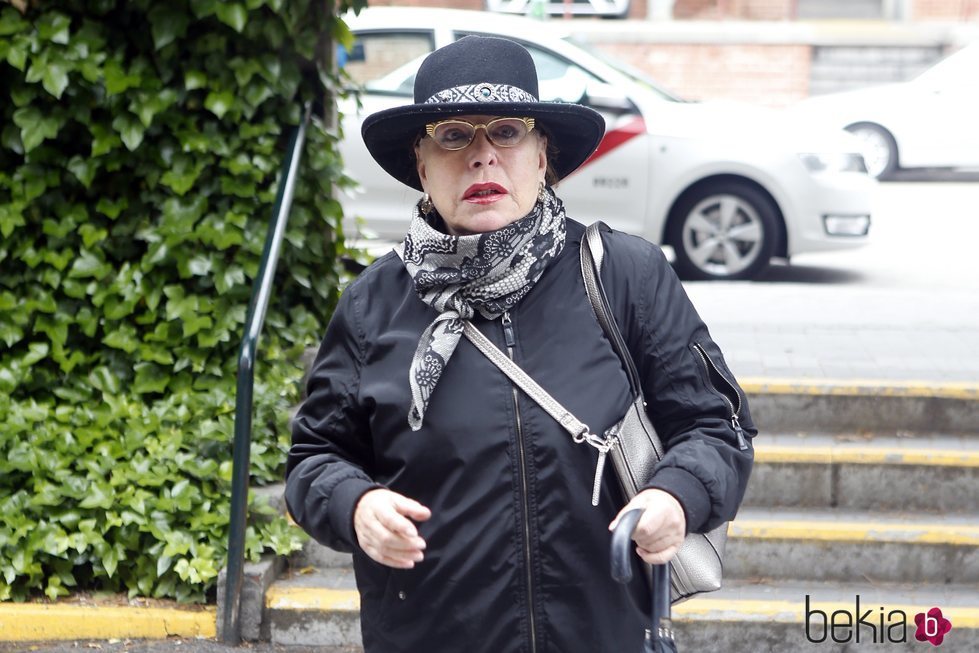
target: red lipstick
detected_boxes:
[463,182,508,204]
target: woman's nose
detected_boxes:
[467,131,498,169]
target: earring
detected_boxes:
[419,193,433,214]
[537,182,547,203]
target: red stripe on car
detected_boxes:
[581,116,646,168]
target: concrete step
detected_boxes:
[741,379,979,434]
[727,507,979,584]
[294,506,979,587]
[266,567,360,648]
[674,579,979,652]
[265,571,979,650]
[746,431,979,512]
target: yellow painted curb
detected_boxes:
[740,378,979,400]
[674,598,979,628]
[755,445,979,467]
[256,586,979,632]
[266,586,360,611]
[731,519,979,546]
[0,603,216,641]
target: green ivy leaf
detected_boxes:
[0,6,27,37]
[12,107,63,152]
[0,202,26,238]
[204,91,235,119]
[148,5,190,50]
[96,196,129,220]
[4,34,29,71]
[78,224,108,248]
[111,113,145,151]
[89,123,122,157]
[37,12,71,45]
[130,90,178,129]
[103,325,139,353]
[68,250,112,280]
[67,155,98,188]
[184,70,208,91]
[215,4,248,33]
[41,58,71,99]
[133,362,169,394]
[22,342,50,366]
[104,59,142,95]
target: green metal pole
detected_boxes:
[222,104,311,644]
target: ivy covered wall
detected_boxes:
[0,0,364,602]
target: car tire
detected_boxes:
[667,181,779,281]
[845,122,899,180]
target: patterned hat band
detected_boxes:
[424,83,537,105]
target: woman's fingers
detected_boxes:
[636,542,682,565]
[608,488,687,564]
[355,489,431,568]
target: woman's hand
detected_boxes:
[354,488,432,569]
[609,489,686,565]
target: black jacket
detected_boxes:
[286,219,755,653]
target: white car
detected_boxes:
[486,0,631,19]
[337,7,875,281]
[792,43,979,179]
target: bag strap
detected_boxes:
[461,322,596,443]
[461,320,614,506]
[579,222,643,399]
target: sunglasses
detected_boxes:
[425,117,536,151]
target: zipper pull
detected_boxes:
[501,311,515,348]
[591,446,608,507]
[732,414,748,451]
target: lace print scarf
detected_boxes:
[395,188,567,431]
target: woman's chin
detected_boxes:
[445,201,530,235]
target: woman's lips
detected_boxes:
[463,183,508,204]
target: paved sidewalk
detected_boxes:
[685,282,979,385]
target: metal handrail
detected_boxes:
[222,102,312,644]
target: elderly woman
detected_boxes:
[286,35,754,652]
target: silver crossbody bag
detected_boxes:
[462,222,727,603]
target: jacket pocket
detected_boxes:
[690,342,749,451]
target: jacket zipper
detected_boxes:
[502,311,538,653]
[691,342,748,451]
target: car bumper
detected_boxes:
[781,170,876,257]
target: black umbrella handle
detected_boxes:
[611,507,678,652]
[611,508,644,583]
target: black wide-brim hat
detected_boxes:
[362,35,606,192]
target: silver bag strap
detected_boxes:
[461,321,597,443]
[461,321,616,506]
[580,222,643,397]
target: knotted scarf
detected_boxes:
[396,187,567,430]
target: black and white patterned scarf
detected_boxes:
[396,187,567,431]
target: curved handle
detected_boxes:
[610,508,644,584]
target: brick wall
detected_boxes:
[913,0,979,20]
[367,0,482,8]
[594,42,811,106]
[369,0,978,20]
[673,0,794,19]
[367,0,649,18]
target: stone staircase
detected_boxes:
[257,385,979,651]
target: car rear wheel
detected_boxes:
[668,181,778,281]
[845,122,898,179]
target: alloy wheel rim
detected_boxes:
[681,194,764,277]
[851,127,891,178]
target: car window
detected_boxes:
[567,37,685,102]
[454,31,602,103]
[342,32,435,96]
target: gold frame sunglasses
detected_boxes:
[424,117,536,151]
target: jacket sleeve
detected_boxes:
[285,283,380,552]
[608,234,756,534]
